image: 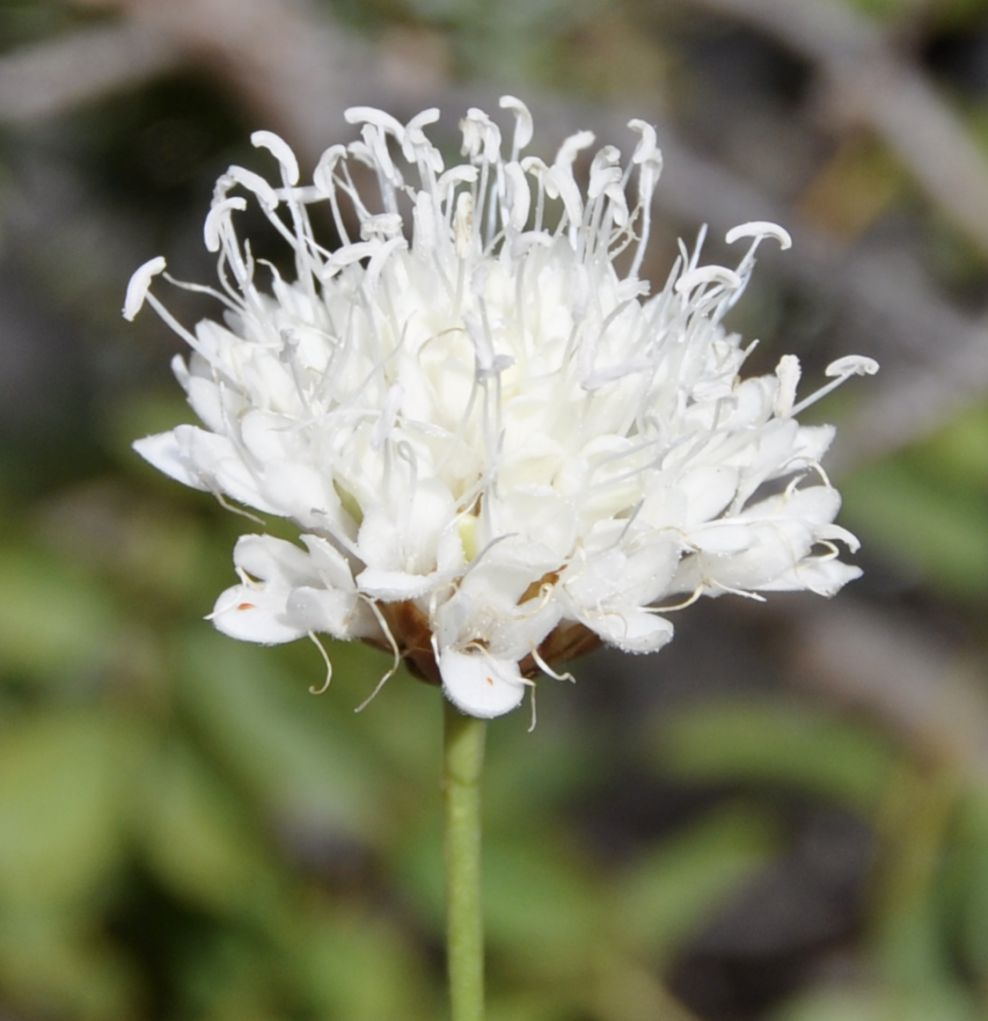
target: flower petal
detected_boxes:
[133,429,209,491]
[210,584,306,644]
[439,648,527,718]
[355,566,439,600]
[233,533,315,587]
[583,608,674,654]
[286,585,358,639]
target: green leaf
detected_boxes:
[0,910,138,1021]
[842,408,988,599]
[136,741,279,915]
[482,832,602,968]
[0,544,119,681]
[0,711,133,905]
[773,983,979,1021]
[651,697,897,811]
[285,902,436,1021]
[178,632,391,844]
[393,818,602,976]
[614,806,778,957]
[946,787,988,981]
[174,928,284,1021]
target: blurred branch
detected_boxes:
[683,0,988,262]
[0,22,179,124]
[119,0,414,165]
[779,596,988,779]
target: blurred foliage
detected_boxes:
[843,404,988,599]
[2,0,988,1018]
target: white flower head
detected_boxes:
[127,99,875,719]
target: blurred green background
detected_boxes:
[2,0,988,1018]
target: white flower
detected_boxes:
[126,98,876,719]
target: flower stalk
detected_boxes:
[443,699,487,1021]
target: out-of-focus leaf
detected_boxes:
[323,649,440,789]
[945,787,988,982]
[846,0,988,25]
[614,806,778,957]
[394,817,601,975]
[0,543,119,680]
[904,404,988,492]
[488,988,589,1021]
[649,697,896,811]
[36,479,221,607]
[842,414,988,598]
[484,706,600,825]
[773,983,979,1021]
[0,711,134,904]
[285,901,436,1021]
[0,910,138,1021]
[136,740,279,915]
[843,0,911,19]
[179,632,389,844]
[482,833,602,968]
[869,771,965,999]
[176,928,283,1021]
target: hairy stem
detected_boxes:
[442,699,487,1021]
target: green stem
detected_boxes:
[442,698,487,1021]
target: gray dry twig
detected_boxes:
[0,21,179,124]
[684,0,988,261]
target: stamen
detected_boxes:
[123,256,167,320]
[353,596,401,712]
[790,355,880,416]
[307,631,334,694]
[251,130,300,185]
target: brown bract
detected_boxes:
[376,599,600,688]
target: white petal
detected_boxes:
[584,609,674,654]
[133,429,209,491]
[679,465,739,525]
[790,424,835,467]
[233,533,314,587]
[184,376,225,433]
[751,485,841,526]
[210,584,306,644]
[355,566,438,600]
[286,585,357,639]
[240,410,294,463]
[185,430,278,514]
[758,559,862,596]
[439,648,527,719]
[818,522,861,553]
[262,462,341,529]
[689,523,754,554]
[301,535,357,591]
